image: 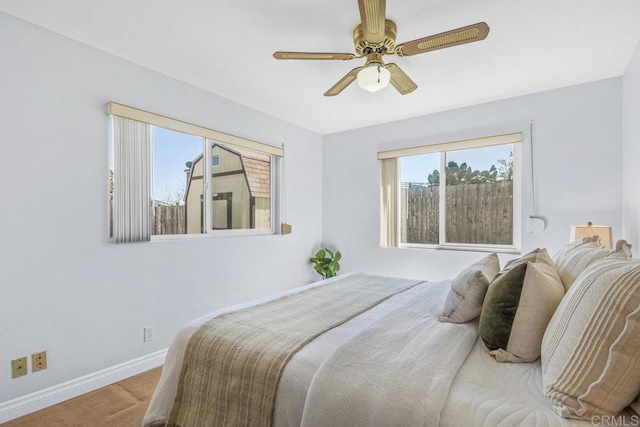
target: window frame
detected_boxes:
[151,135,278,241]
[389,135,522,253]
[107,102,283,242]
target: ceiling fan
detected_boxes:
[273,0,489,96]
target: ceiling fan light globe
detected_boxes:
[356,64,391,92]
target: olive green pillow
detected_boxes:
[479,248,564,363]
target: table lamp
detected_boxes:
[570,222,612,249]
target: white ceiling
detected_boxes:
[2,0,640,135]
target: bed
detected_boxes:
[143,272,637,427]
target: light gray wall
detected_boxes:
[622,41,640,249]
[323,78,623,281]
[0,13,323,403]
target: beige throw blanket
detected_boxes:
[167,274,422,427]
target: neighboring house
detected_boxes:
[184,143,271,233]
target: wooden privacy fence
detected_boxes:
[152,204,185,235]
[401,181,513,245]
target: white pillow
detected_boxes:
[440,253,500,324]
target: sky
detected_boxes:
[153,126,203,202]
[401,144,513,183]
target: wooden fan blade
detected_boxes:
[273,52,356,60]
[396,22,490,57]
[386,64,418,95]
[324,67,363,97]
[357,0,387,43]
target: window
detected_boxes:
[152,127,202,236]
[108,102,283,242]
[380,132,521,251]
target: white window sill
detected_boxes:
[398,243,520,255]
[150,229,276,242]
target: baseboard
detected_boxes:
[0,349,167,423]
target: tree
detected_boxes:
[156,184,186,205]
[428,169,440,185]
[109,168,114,196]
[496,151,514,181]
[427,161,498,185]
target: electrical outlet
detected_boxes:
[11,357,27,378]
[144,325,154,342]
[32,351,47,372]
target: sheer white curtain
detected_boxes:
[112,116,152,243]
[380,158,399,247]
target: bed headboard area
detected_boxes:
[446,235,640,421]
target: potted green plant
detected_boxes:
[309,248,342,279]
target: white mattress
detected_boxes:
[441,338,636,427]
[441,338,586,426]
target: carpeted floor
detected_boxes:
[3,367,162,427]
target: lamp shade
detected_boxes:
[570,223,612,249]
[357,64,391,93]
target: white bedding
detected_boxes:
[441,338,595,427]
[442,339,638,427]
[300,279,477,426]
[144,273,633,427]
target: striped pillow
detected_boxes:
[541,259,640,419]
[440,253,500,323]
[479,249,564,363]
[553,240,632,291]
[632,397,640,416]
[552,236,601,263]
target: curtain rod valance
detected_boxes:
[107,102,284,157]
[377,132,522,160]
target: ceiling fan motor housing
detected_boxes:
[353,20,397,56]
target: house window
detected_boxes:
[108,102,283,242]
[380,132,521,252]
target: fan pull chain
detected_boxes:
[377,64,381,83]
